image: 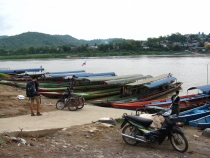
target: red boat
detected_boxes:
[110,93,210,110]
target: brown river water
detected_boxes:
[1,54,210,97]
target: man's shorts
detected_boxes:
[30,96,39,103]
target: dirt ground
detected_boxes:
[0,84,210,158]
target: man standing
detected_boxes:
[67,82,74,98]
[30,76,42,116]
[171,90,180,116]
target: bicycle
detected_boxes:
[56,94,85,111]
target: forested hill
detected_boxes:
[0,32,124,50]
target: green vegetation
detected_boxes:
[0,137,3,144]
[0,32,209,59]
[0,32,123,50]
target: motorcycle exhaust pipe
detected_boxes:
[121,133,147,142]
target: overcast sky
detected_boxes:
[0,0,209,40]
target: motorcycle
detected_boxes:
[56,92,85,111]
[120,108,188,152]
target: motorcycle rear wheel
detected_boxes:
[56,100,65,110]
[170,132,188,152]
[122,125,140,145]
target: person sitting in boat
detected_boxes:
[125,88,132,96]
[120,84,126,98]
[67,82,74,98]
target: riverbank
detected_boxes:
[0,84,210,157]
[0,51,207,60]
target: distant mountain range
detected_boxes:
[0,32,124,50]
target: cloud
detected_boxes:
[0,0,209,40]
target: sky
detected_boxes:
[0,0,209,40]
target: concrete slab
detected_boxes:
[0,105,133,135]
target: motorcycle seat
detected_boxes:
[126,115,153,127]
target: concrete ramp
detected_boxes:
[0,105,133,136]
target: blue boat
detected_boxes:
[187,84,210,94]
[49,72,93,78]
[73,72,116,78]
[0,68,44,74]
[49,72,116,78]
[189,115,210,129]
[46,70,85,74]
[173,103,210,124]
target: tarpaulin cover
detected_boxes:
[127,74,168,86]
[144,77,176,88]
[187,84,210,93]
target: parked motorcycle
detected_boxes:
[120,108,188,152]
[56,93,85,111]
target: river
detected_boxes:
[1,55,210,97]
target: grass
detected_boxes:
[0,137,3,144]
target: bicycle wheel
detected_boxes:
[77,98,84,109]
[122,125,140,145]
[68,100,78,111]
[56,100,65,110]
[170,132,188,152]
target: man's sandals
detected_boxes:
[31,112,42,116]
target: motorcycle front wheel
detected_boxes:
[122,125,140,145]
[170,132,188,152]
[56,100,65,110]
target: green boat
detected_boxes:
[39,87,120,100]
[90,74,180,107]
[15,81,120,92]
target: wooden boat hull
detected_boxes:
[91,82,184,107]
[16,82,120,92]
[110,82,183,108]
[0,80,17,87]
[110,93,210,112]
[39,92,64,98]
[39,88,120,100]
[173,103,210,124]
[189,115,210,129]
[140,104,204,114]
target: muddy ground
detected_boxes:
[0,84,210,158]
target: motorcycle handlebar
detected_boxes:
[122,113,127,118]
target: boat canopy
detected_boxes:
[50,73,93,78]
[144,77,176,88]
[126,74,168,86]
[104,75,153,85]
[46,70,85,74]
[0,68,44,74]
[187,84,210,93]
[75,74,144,82]
[73,72,116,78]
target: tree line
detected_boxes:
[0,32,209,57]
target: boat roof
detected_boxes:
[104,75,153,85]
[50,73,93,78]
[46,70,85,74]
[0,68,44,74]
[144,77,177,88]
[73,72,116,78]
[75,74,144,82]
[187,84,210,93]
[126,74,168,86]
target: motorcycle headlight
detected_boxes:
[162,109,172,116]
